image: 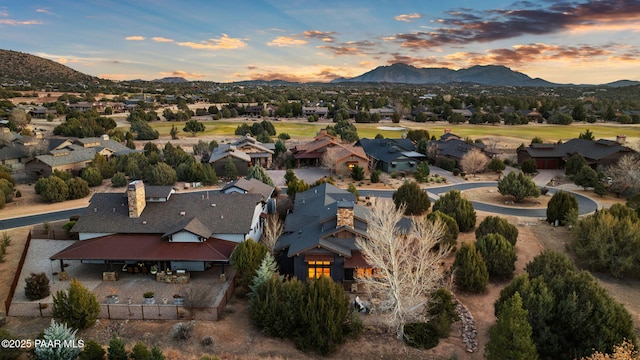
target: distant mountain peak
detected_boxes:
[332,63,557,87]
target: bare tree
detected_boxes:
[321,146,341,174]
[261,213,284,254]
[356,199,451,339]
[10,108,30,130]
[607,154,640,196]
[460,148,489,177]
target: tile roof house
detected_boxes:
[517,138,636,170]
[52,180,266,273]
[274,183,372,283]
[356,138,426,173]
[25,135,133,177]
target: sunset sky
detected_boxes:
[2,0,639,84]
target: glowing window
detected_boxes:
[308,261,331,279]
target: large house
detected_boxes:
[428,133,495,166]
[356,138,426,173]
[25,135,133,177]
[275,183,372,284]
[291,129,368,174]
[209,135,275,176]
[517,138,636,170]
[52,180,267,274]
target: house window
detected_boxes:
[356,268,380,278]
[308,261,331,279]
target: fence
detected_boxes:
[8,273,237,321]
[4,231,32,314]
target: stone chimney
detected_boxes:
[127,180,146,218]
[336,201,354,228]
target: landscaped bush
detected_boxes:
[79,339,106,360]
[453,243,488,293]
[24,272,50,301]
[370,169,381,183]
[392,181,430,215]
[427,288,459,338]
[52,278,100,329]
[436,158,456,172]
[403,322,439,349]
[475,215,519,245]
[427,210,459,249]
[476,233,517,280]
[432,189,476,232]
[546,190,578,226]
[230,238,268,288]
[495,250,636,360]
[111,172,127,187]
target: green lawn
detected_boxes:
[123,119,639,142]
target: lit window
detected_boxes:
[308,261,331,279]
[356,268,379,278]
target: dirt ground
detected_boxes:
[1,159,638,359]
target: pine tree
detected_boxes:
[224,157,238,179]
[432,189,476,232]
[350,165,365,181]
[427,210,459,249]
[246,164,274,186]
[497,171,540,203]
[52,278,100,329]
[129,342,151,360]
[453,243,488,293]
[230,238,268,287]
[107,336,127,360]
[485,292,538,360]
[150,346,165,360]
[34,320,82,360]
[392,181,430,215]
[476,233,517,280]
[79,339,106,360]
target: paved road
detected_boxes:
[0,183,598,230]
[0,208,85,230]
[360,181,598,218]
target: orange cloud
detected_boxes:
[267,36,307,47]
[395,13,422,23]
[177,34,247,50]
[0,19,42,25]
[152,37,174,43]
[125,36,145,41]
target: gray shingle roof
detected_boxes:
[357,138,420,163]
[221,178,274,199]
[523,138,634,160]
[72,190,263,236]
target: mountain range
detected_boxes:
[331,63,640,87]
[1,49,638,87]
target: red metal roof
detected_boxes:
[50,234,238,262]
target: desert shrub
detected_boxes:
[150,346,164,360]
[63,221,76,236]
[370,169,381,183]
[427,288,459,338]
[453,243,488,293]
[0,329,22,360]
[24,272,50,301]
[546,191,578,226]
[172,321,195,341]
[476,233,517,281]
[432,189,476,232]
[350,165,365,181]
[201,336,214,346]
[403,322,439,349]
[79,339,106,360]
[52,278,100,329]
[475,215,519,246]
[487,158,506,173]
[452,168,460,176]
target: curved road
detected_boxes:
[0,183,598,230]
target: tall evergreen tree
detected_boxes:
[432,189,476,232]
[485,292,538,360]
[392,181,430,215]
[246,164,274,186]
[453,243,488,293]
[52,278,100,329]
[546,191,578,226]
[476,233,517,280]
